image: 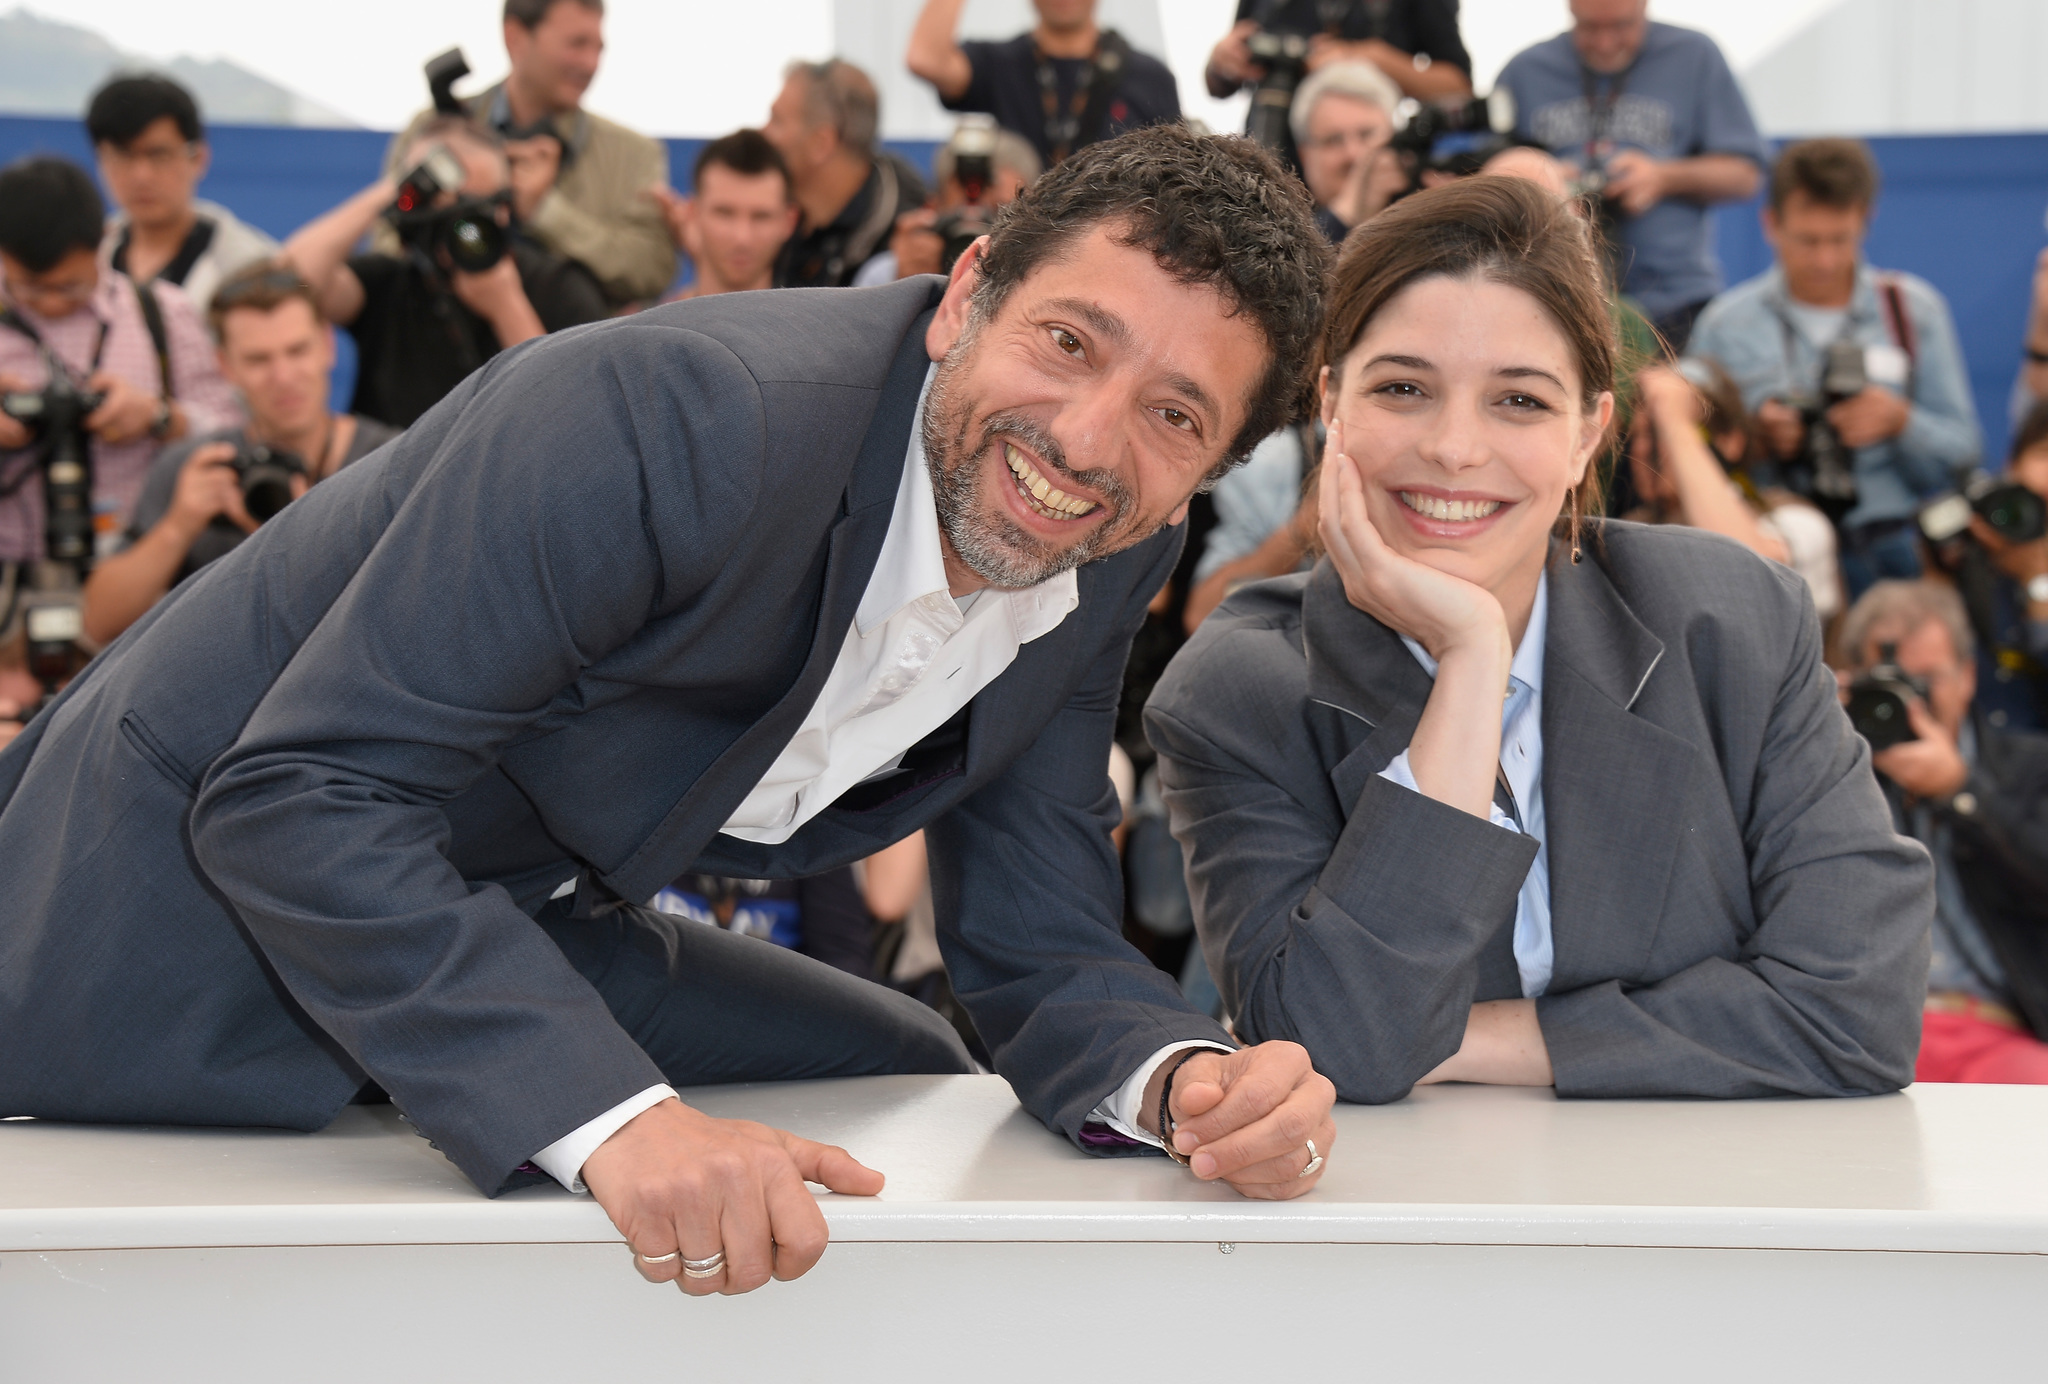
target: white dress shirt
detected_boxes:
[534,365,1098,1191]
[1377,574,1554,998]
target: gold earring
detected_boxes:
[1569,489,1584,565]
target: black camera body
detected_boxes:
[1918,471,2048,549]
[229,443,309,524]
[1779,338,1868,521]
[2,373,104,569]
[1244,29,1314,156]
[1846,642,1928,751]
[1387,89,1522,199]
[1,367,103,707]
[390,143,511,276]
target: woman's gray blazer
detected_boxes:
[1144,521,1932,1102]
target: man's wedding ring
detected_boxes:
[681,1251,727,1278]
[1298,1138,1324,1179]
[636,1250,679,1265]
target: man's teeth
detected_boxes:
[1005,444,1099,520]
[1400,491,1502,523]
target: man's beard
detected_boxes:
[921,345,1147,590]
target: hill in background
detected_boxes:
[0,6,356,127]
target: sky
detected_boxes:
[32,0,1845,136]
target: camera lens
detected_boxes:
[440,213,507,274]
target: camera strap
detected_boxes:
[1035,30,1130,164]
[1578,58,1636,167]
[129,275,175,401]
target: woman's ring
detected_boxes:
[1298,1138,1324,1178]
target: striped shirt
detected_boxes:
[0,271,239,563]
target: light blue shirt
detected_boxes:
[1378,574,1553,998]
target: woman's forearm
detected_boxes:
[1418,999,1554,1086]
[1403,637,1509,820]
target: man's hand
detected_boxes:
[1600,149,1666,217]
[84,373,162,444]
[889,208,945,280]
[0,372,32,449]
[1969,513,2048,590]
[580,1097,885,1296]
[506,135,564,222]
[1827,385,1911,449]
[1871,699,1970,802]
[1141,1042,1336,1200]
[648,186,700,261]
[167,441,256,539]
[1756,397,1808,461]
[450,256,546,348]
[1207,20,1263,91]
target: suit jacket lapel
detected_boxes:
[1540,545,1697,988]
[1301,559,1435,808]
[605,309,936,904]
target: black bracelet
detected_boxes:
[1156,1049,1207,1166]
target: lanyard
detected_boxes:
[1035,41,1101,164]
[0,301,111,386]
[1578,59,1634,167]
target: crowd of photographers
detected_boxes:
[1,0,2045,1080]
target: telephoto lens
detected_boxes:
[232,444,309,524]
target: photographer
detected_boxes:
[1496,0,1764,350]
[89,75,280,316]
[906,0,1180,169]
[764,60,927,289]
[651,131,799,302]
[0,156,238,564]
[1689,139,1981,598]
[1207,0,1471,169]
[81,265,399,645]
[857,121,1040,284]
[1840,581,2048,1085]
[286,119,607,428]
[1289,61,1406,242]
[382,0,674,309]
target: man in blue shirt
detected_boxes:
[1689,139,1981,597]
[1495,0,1765,349]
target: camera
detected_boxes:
[426,46,471,117]
[1777,338,1868,521]
[229,443,308,524]
[1387,90,1521,198]
[1845,642,1928,751]
[933,118,999,273]
[1,365,102,708]
[1917,471,2048,547]
[1244,29,1314,156]
[390,143,511,276]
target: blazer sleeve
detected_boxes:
[926,529,1233,1151]
[1536,590,1933,1097]
[1147,628,1540,1105]
[188,323,765,1193]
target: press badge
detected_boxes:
[1864,342,1910,390]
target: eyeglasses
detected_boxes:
[101,141,199,171]
[2,271,96,311]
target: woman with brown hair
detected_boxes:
[1145,176,1930,1102]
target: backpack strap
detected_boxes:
[130,274,175,399]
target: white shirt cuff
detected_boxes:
[530,1084,678,1193]
[1379,750,1519,833]
[1087,1040,1233,1148]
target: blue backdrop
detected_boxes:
[3,113,2042,462]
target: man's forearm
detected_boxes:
[285,182,393,304]
[81,520,198,645]
[907,0,974,98]
[1658,154,1761,205]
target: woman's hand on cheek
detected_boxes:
[1318,418,1510,663]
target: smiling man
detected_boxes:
[0,127,1335,1297]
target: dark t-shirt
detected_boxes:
[124,415,402,583]
[1231,0,1470,72]
[775,153,928,289]
[944,33,1182,168]
[345,238,608,428]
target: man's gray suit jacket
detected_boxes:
[1146,522,1933,1103]
[0,277,1231,1192]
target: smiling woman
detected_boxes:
[1146,175,1935,1105]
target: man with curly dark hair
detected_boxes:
[0,126,1336,1296]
